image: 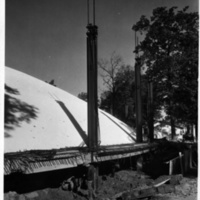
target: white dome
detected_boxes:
[5,67,136,153]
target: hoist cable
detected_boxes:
[93,0,95,25]
[87,0,90,25]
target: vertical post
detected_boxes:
[93,0,95,25]
[195,123,198,141]
[148,82,154,142]
[135,57,143,143]
[179,152,184,175]
[87,1,99,194]
[134,31,143,143]
[87,24,98,151]
[169,160,173,175]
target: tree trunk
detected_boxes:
[148,82,154,142]
[195,123,198,141]
[110,107,113,115]
[191,124,194,141]
[111,90,115,116]
[186,124,190,135]
[171,116,175,139]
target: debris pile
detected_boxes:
[4,170,197,200]
[96,171,197,200]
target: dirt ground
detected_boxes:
[4,169,198,200]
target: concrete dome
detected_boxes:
[5,67,136,153]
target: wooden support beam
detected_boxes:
[87,24,99,151]
[135,57,143,143]
[165,153,184,175]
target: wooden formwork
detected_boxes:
[4,142,158,175]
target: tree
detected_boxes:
[77,92,88,102]
[100,65,136,126]
[5,85,38,137]
[132,6,198,139]
[98,52,123,115]
[45,79,57,87]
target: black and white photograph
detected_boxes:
[3,0,198,199]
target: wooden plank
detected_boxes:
[154,178,170,187]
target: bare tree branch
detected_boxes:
[98,52,123,92]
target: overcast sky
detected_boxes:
[5,0,198,96]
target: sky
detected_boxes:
[5,0,199,96]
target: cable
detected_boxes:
[87,0,96,25]
[93,0,95,25]
[87,0,90,25]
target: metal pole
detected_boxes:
[87,0,90,25]
[93,0,95,25]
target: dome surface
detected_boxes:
[5,67,136,153]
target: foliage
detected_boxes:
[4,85,38,137]
[45,79,57,87]
[77,92,88,102]
[132,6,198,132]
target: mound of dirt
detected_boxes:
[4,170,197,200]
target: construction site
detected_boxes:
[4,0,198,200]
